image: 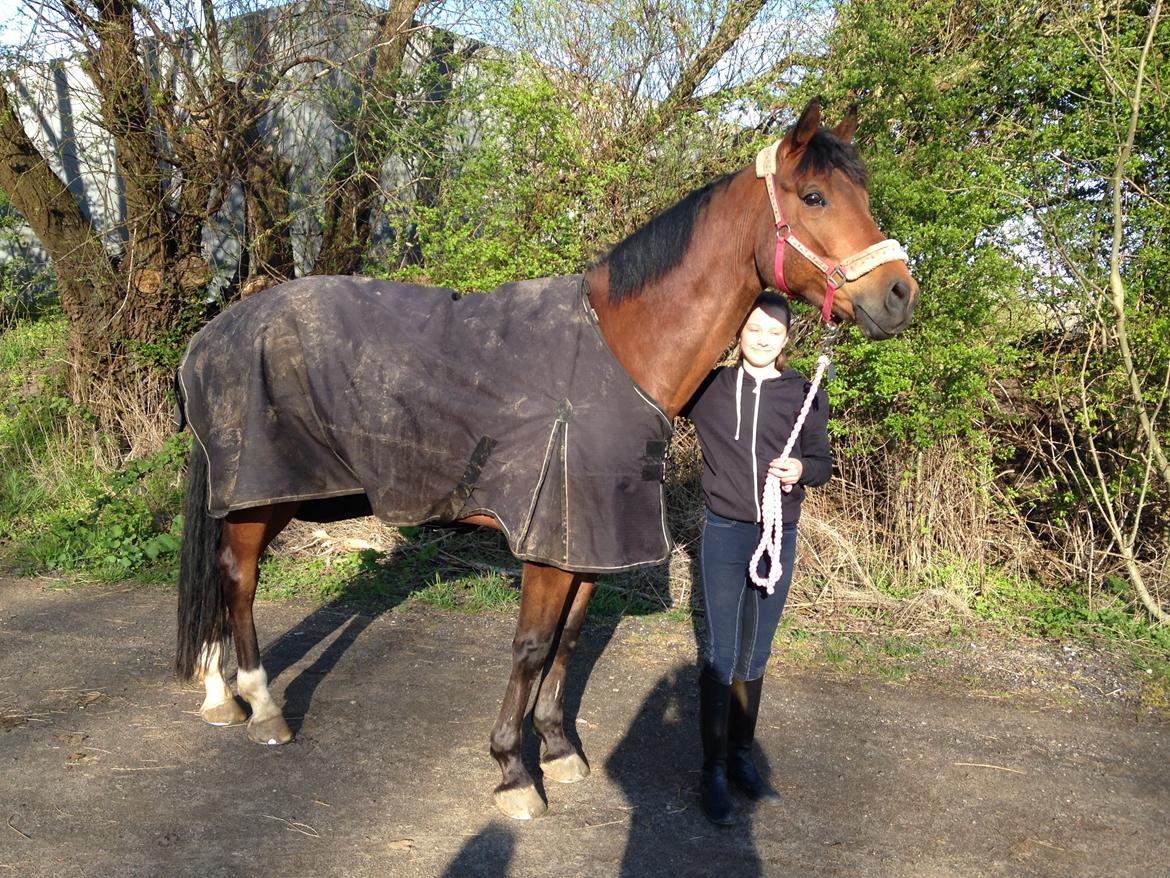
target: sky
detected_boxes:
[0,0,33,48]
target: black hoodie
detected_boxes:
[683,365,833,524]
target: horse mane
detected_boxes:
[600,128,868,304]
[601,173,734,304]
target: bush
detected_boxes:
[0,315,186,578]
[30,434,188,577]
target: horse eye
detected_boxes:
[802,192,825,207]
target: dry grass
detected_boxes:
[647,433,1048,631]
[83,366,175,462]
[788,440,1043,630]
[269,517,406,559]
[255,424,1048,631]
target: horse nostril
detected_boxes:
[890,279,910,304]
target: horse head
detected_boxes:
[754,99,918,340]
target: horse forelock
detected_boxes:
[600,172,735,304]
[794,128,870,189]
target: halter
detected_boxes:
[755,140,909,324]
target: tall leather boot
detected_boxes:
[728,676,780,801]
[699,666,734,825]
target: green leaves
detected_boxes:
[29,434,189,578]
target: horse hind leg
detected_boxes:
[490,565,581,820]
[220,503,299,745]
[175,451,246,727]
[533,578,595,784]
[197,641,246,725]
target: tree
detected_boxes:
[0,0,430,429]
[796,0,1168,618]
[392,0,828,287]
[1031,0,1168,621]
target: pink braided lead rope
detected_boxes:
[748,351,833,594]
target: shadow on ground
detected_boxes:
[3,571,1169,878]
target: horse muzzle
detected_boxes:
[851,273,918,340]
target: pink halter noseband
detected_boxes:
[755,140,909,324]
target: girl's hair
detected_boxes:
[750,291,790,328]
[736,291,791,370]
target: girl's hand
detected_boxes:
[768,457,802,486]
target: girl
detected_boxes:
[683,291,833,825]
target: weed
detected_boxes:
[820,635,854,667]
[0,315,187,577]
[881,636,924,659]
[464,573,520,611]
[23,435,188,578]
[877,663,911,681]
[415,575,459,610]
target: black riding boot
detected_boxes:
[728,676,780,801]
[699,666,734,825]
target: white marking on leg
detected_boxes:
[237,665,281,723]
[198,643,233,713]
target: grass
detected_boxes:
[3,314,1167,709]
[252,539,669,621]
[415,575,460,610]
[881,635,925,659]
[0,316,130,574]
[259,532,1158,693]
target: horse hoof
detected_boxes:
[200,699,247,726]
[542,752,589,784]
[494,785,547,820]
[247,715,294,746]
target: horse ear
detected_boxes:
[781,97,822,154]
[833,105,859,143]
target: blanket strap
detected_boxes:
[434,435,498,520]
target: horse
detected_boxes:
[174,98,918,821]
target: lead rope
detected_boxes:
[748,324,839,594]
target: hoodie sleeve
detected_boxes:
[680,368,721,421]
[797,386,833,487]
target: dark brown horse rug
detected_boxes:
[175,274,673,573]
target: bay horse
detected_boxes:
[174,98,918,820]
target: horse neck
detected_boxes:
[585,169,768,418]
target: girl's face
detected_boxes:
[739,307,789,368]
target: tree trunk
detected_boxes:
[314,0,422,275]
[0,83,121,402]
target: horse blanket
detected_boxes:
[176,274,673,573]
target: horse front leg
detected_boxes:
[533,578,594,784]
[490,563,579,819]
[220,503,298,745]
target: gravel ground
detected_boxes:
[2,576,1168,878]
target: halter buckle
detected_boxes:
[827,265,847,289]
[819,321,842,353]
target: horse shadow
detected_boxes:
[255,523,664,742]
[438,822,516,878]
[256,525,499,733]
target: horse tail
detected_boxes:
[175,441,227,681]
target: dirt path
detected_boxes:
[1,577,1167,877]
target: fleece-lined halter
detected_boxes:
[755,140,909,324]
